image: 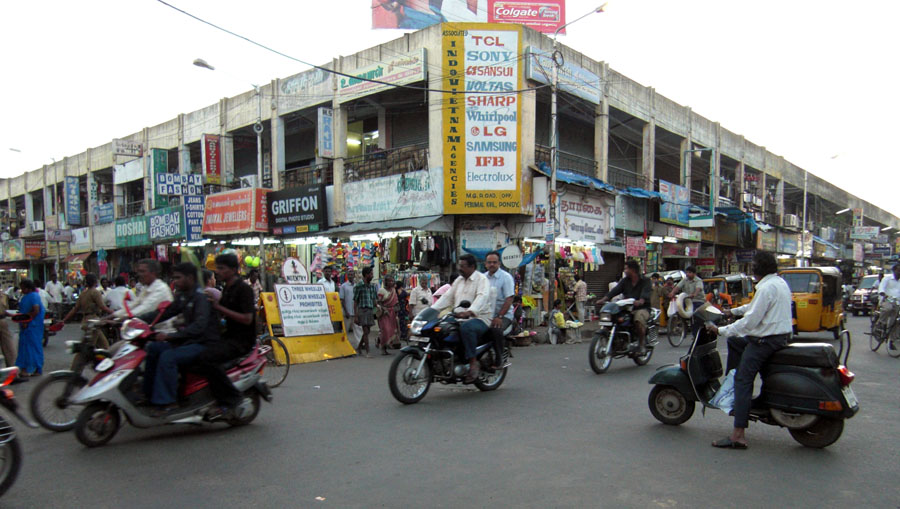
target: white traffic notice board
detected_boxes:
[275,284,333,337]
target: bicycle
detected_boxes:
[258,333,290,387]
[869,297,900,358]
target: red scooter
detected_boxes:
[68,302,273,447]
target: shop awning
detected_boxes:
[324,215,453,236]
[533,163,618,193]
[0,262,29,270]
[65,253,91,263]
[813,236,841,250]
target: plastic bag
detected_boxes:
[710,369,736,415]
[667,299,677,317]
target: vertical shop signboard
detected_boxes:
[658,180,691,227]
[442,23,524,214]
[151,148,169,209]
[184,195,205,242]
[65,176,80,226]
[317,107,334,159]
[202,134,221,185]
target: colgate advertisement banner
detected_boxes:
[202,134,221,185]
[202,188,269,235]
[489,0,566,34]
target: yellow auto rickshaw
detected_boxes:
[703,273,754,309]
[778,266,845,339]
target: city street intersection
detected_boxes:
[4,314,898,508]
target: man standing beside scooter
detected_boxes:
[706,252,793,449]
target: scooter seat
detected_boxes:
[768,343,837,368]
[218,351,253,371]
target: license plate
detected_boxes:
[598,321,613,327]
[408,336,429,343]
[842,386,858,408]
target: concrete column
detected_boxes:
[377,106,388,150]
[712,123,722,207]
[141,127,151,213]
[332,104,348,224]
[177,113,189,175]
[775,179,785,220]
[735,160,745,210]
[680,138,692,191]
[271,115,285,190]
[642,120,655,189]
[218,98,234,186]
[595,62,610,182]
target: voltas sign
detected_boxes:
[441,23,528,215]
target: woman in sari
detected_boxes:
[376,276,399,355]
[16,279,45,378]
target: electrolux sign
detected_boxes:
[268,185,326,234]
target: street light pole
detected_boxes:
[548,4,606,293]
[801,169,808,267]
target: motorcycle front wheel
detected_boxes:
[588,332,612,374]
[74,403,121,448]
[388,351,432,404]
[0,437,22,497]
[30,371,86,432]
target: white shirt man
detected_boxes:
[45,279,64,304]
[338,275,362,347]
[878,269,900,300]
[408,281,434,318]
[105,284,136,312]
[62,284,76,304]
[484,267,515,322]
[112,279,173,319]
[431,270,492,325]
[717,273,793,339]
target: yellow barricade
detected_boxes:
[260,291,357,364]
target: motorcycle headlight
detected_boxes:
[409,319,427,336]
[95,357,114,372]
[65,340,79,354]
[599,312,612,322]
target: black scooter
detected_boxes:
[648,304,859,448]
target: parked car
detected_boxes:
[850,275,880,316]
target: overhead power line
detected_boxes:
[156,0,547,96]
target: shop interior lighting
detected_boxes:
[881,226,893,232]
[647,236,664,243]
[283,236,331,245]
[663,237,678,243]
[230,237,281,246]
[347,138,362,146]
[776,254,792,260]
[523,238,546,244]
[835,208,851,215]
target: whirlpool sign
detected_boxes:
[268,185,326,235]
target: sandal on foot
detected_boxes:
[711,437,748,449]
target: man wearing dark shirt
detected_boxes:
[140,263,220,414]
[195,253,257,419]
[596,260,652,354]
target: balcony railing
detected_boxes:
[608,165,651,190]
[690,189,710,207]
[765,211,780,227]
[125,200,144,217]
[343,143,429,183]
[535,145,598,178]
[283,161,334,188]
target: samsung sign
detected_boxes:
[268,185,326,234]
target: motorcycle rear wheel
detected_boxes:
[75,403,121,448]
[589,333,612,374]
[632,347,653,366]
[648,385,695,425]
[227,392,261,426]
[388,352,432,404]
[788,417,844,448]
[474,349,508,392]
[30,371,85,432]
[0,437,22,497]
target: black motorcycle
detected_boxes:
[589,298,659,374]
[388,303,511,404]
[0,366,40,497]
[648,304,859,448]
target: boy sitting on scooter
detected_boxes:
[139,262,222,416]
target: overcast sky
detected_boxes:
[1,0,896,217]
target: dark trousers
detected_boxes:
[143,342,208,405]
[459,319,489,360]
[726,334,789,429]
[193,342,247,407]
[488,318,511,367]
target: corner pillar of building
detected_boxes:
[680,107,693,191]
[642,120,656,190]
[712,122,722,206]
[595,62,610,183]
[332,102,348,224]
[376,106,388,150]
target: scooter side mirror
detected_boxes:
[158,301,171,312]
[459,300,471,309]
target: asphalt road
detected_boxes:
[3,314,898,508]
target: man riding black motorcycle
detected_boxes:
[139,262,221,416]
[430,254,492,383]
[706,251,793,449]
[596,261,652,354]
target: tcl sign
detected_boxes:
[489,1,566,34]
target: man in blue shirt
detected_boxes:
[483,250,514,370]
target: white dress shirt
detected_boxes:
[484,268,515,321]
[317,278,336,293]
[431,270,492,325]
[45,281,64,303]
[409,285,434,318]
[878,273,900,300]
[113,279,174,319]
[339,281,355,317]
[105,285,136,311]
[718,273,793,338]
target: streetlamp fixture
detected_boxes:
[193,58,268,288]
[835,208,851,215]
[547,4,607,288]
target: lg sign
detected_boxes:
[488,1,566,34]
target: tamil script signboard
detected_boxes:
[202,188,269,235]
[112,138,142,157]
[558,193,613,243]
[442,23,525,215]
[850,226,880,240]
[275,284,334,337]
[337,49,427,104]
